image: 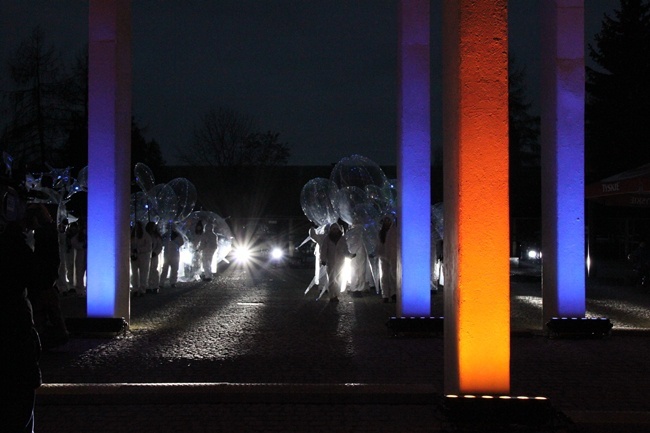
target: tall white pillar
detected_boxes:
[442,0,510,395]
[397,0,431,318]
[540,0,585,324]
[87,0,132,320]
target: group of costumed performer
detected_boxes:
[299,154,445,302]
[299,155,397,302]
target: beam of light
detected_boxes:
[180,248,193,271]
[514,295,543,308]
[397,0,431,317]
[86,284,271,361]
[442,0,510,395]
[341,257,352,292]
[587,299,650,330]
[540,0,586,322]
[87,0,131,320]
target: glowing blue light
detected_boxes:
[398,0,431,316]
[86,0,132,320]
[540,1,586,320]
[554,61,585,316]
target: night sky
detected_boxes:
[1,0,619,166]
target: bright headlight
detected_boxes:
[527,249,541,260]
[234,246,252,263]
[271,247,284,260]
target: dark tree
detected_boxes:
[586,0,650,182]
[131,119,166,172]
[508,56,542,255]
[509,56,541,172]
[244,130,290,166]
[55,53,164,175]
[2,30,166,180]
[1,26,72,170]
[61,117,165,178]
[61,48,89,173]
[179,107,290,166]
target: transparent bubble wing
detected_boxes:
[130,191,158,224]
[155,183,179,224]
[332,186,366,226]
[329,154,390,191]
[300,178,339,226]
[134,162,156,193]
[77,166,88,190]
[166,178,197,221]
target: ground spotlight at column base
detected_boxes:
[442,394,561,428]
[386,316,444,336]
[546,317,612,339]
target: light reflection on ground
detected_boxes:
[513,295,542,308]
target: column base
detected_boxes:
[442,394,565,429]
[546,317,612,339]
[386,316,444,336]
[65,317,129,337]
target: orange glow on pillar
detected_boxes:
[443,0,510,395]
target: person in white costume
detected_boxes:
[69,218,87,296]
[130,221,152,297]
[160,227,184,288]
[305,225,329,298]
[376,214,397,302]
[146,221,163,293]
[319,223,354,302]
[198,222,218,281]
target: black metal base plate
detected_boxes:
[65,317,129,337]
[386,316,444,336]
[546,317,612,339]
[441,395,568,430]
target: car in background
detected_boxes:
[287,240,316,269]
[228,236,288,268]
[519,239,542,262]
[225,217,314,269]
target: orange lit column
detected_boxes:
[540,1,585,324]
[442,0,510,394]
[87,0,132,321]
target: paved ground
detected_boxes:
[34,261,650,432]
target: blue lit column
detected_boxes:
[87,0,132,320]
[397,0,431,317]
[540,0,585,323]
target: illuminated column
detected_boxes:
[87,0,132,320]
[442,0,510,394]
[540,1,585,324]
[397,0,431,317]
